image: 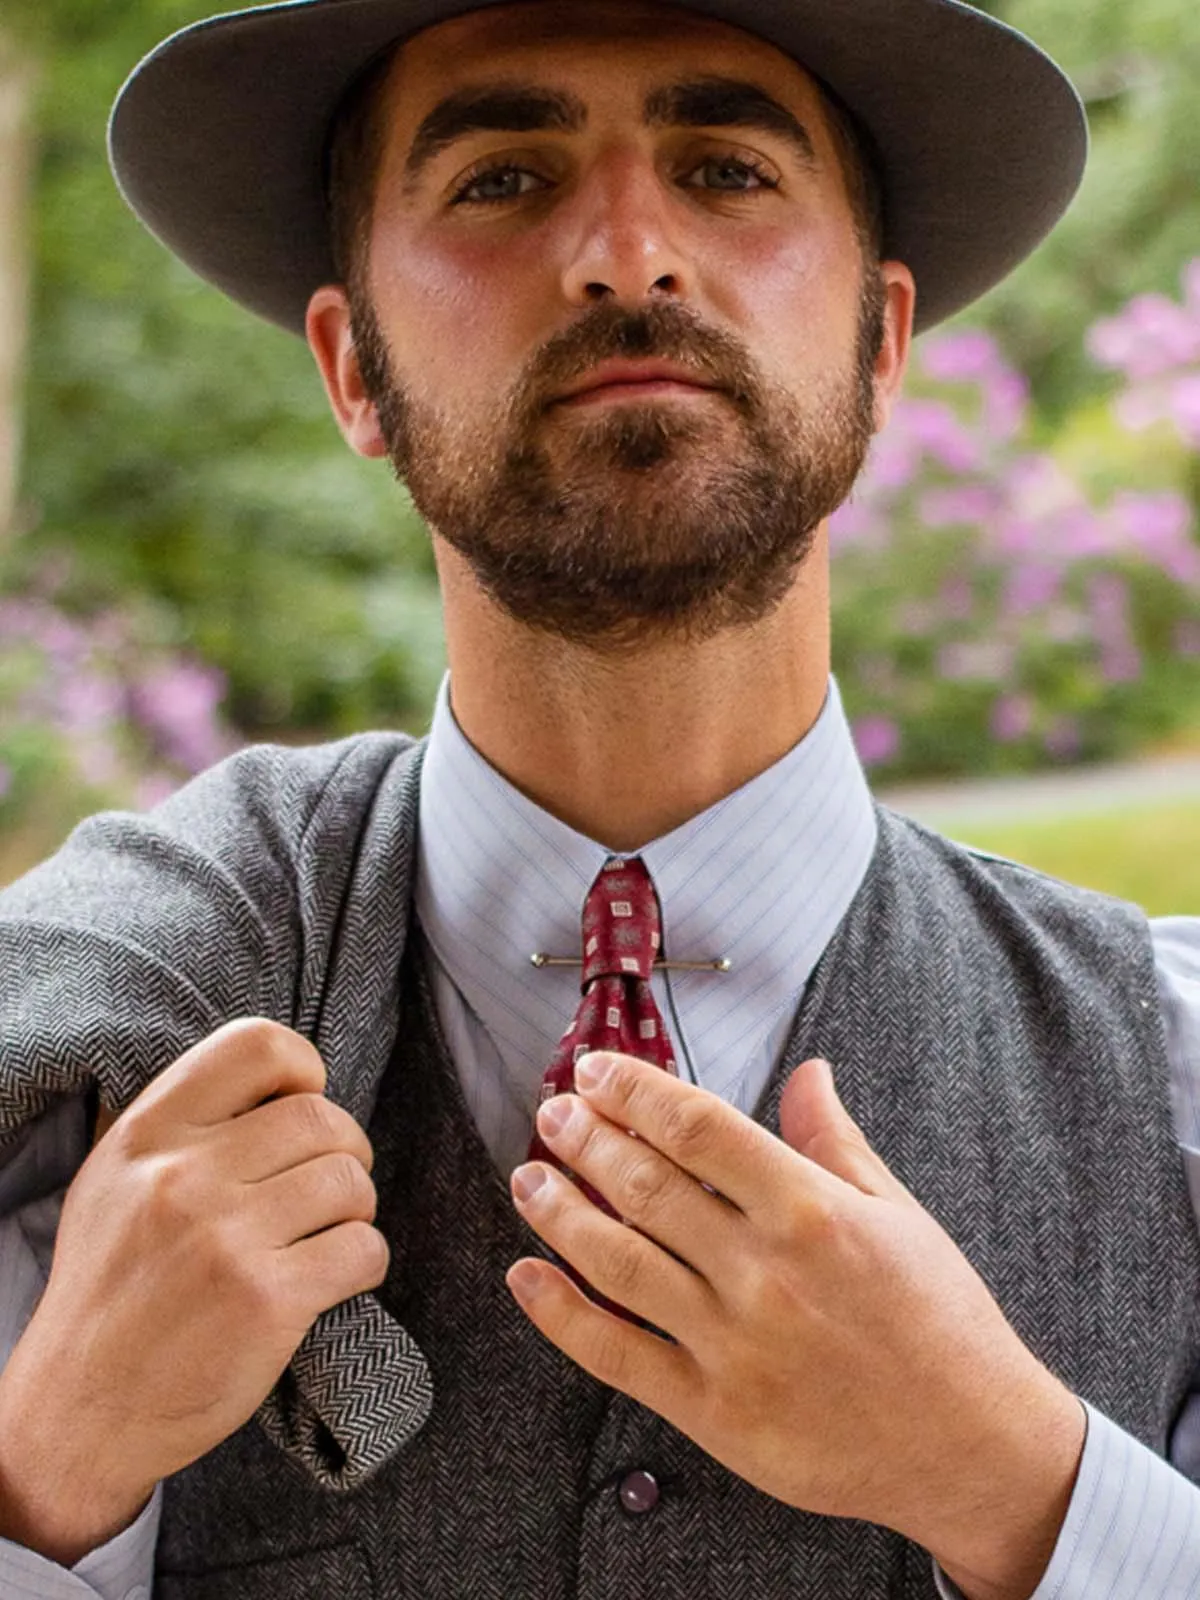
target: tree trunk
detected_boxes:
[0,32,35,549]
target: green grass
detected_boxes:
[930,801,1200,916]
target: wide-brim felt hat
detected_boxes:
[107,0,1088,338]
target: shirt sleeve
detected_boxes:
[0,1098,161,1599]
[931,1402,1200,1599]
[931,915,1200,1599]
[0,1486,161,1600]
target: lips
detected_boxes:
[552,360,719,404]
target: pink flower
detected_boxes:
[829,498,884,550]
[918,484,997,528]
[131,661,232,773]
[990,695,1033,743]
[860,429,919,494]
[56,672,125,735]
[898,399,982,474]
[852,715,901,767]
[936,641,1014,682]
[1169,373,1200,447]
[981,369,1031,442]
[1088,292,1200,381]
[921,330,1004,384]
[1001,563,1061,618]
[1108,492,1200,584]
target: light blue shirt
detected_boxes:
[2,670,1199,1598]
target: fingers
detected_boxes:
[228,1091,375,1184]
[508,1164,713,1363]
[529,1096,741,1286]
[128,1017,328,1132]
[254,1148,380,1251]
[572,1052,845,1226]
[284,1219,392,1316]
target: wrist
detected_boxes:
[921,1372,1087,1600]
[0,1330,156,1567]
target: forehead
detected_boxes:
[387,0,825,120]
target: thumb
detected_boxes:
[778,1058,909,1202]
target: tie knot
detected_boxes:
[580,856,661,987]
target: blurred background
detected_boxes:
[1,0,1199,908]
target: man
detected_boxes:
[0,0,1197,1595]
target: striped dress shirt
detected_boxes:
[1,671,1198,1598]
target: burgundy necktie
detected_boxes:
[526,855,678,1332]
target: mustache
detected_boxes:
[514,301,763,421]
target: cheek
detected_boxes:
[703,219,858,384]
[371,219,555,393]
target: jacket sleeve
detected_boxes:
[0,1097,161,1599]
[0,731,407,1138]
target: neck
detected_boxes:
[434,530,832,853]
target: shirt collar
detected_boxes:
[414,671,877,1084]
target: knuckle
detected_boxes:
[799,1126,852,1169]
[290,1091,339,1146]
[217,1015,293,1055]
[594,1321,639,1389]
[347,1221,390,1283]
[659,1094,714,1162]
[596,1234,643,1300]
[621,1149,674,1213]
[731,1252,793,1327]
[231,1252,282,1324]
[220,1017,326,1086]
[575,1117,608,1168]
[327,1151,374,1211]
[140,1151,196,1223]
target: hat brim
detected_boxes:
[107,0,1088,337]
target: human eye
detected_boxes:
[450,162,551,205]
[681,153,779,193]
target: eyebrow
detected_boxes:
[644,77,817,169]
[404,85,586,185]
[403,75,818,188]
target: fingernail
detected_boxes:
[574,1053,610,1091]
[512,1164,548,1204]
[509,1261,545,1298]
[538,1095,578,1136]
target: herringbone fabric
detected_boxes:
[0,734,433,1492]
[527,855,678,1329]
[149,802,1200,1599]
[3,728,1200,1582]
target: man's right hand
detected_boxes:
[0,1017,389,1566]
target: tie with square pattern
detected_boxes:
[526,855,677,1332]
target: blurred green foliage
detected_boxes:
[6,0,445,739]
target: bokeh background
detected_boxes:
[1,0,1199,907]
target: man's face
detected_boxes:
[336,0,902,648]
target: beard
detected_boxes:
[349,268,886,650]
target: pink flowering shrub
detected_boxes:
[1088,261,1200,450]
[833,262,1200,778]
[0,560,238,823]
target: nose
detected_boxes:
[559,145,694,308]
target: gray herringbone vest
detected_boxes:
[152,804,1200,1600]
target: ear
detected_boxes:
[868,259,916,434]
[305,283,390,459]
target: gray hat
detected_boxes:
[107,0,1088,338]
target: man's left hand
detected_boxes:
[507,1051,1087,1600]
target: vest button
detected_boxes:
[618,1469,660,1513]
